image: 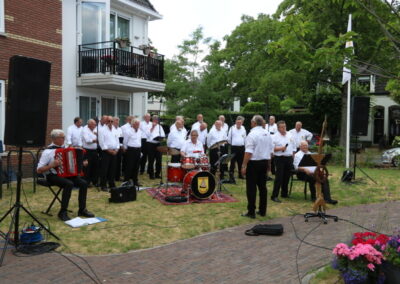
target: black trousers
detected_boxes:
[46,174,87,212]
[83,149,99,186]
[124,147,141,184]
[296,172,333,201]
[115,149,122,181]
[210,145,227,178]
[170,149,181,163]
[140,138,148,173]
[270,156,276,175]
[100,150,117,188]
[147,142,162,177]
[246,160,268,215]
[229,145,245,177]
[272,156,293,198]
[296,172,316,199]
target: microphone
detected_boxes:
[282,143,288,152]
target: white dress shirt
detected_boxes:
[114,126,123,147]
[99,126,120,150]
[198,128,208,145]
[121,122,131,136]
[37,143,63,175]
[66,124,83,147]
[123,127,142,149]
[140,121,152,140]
[181,140,204,158]
[146,124,166,143]
[293,150,316,173]
[289,128,313,148]
[228,125,247,146]
[206,128,228,148]
[170,123,187,134]
[167,128,187,149]
[245,126,273,160]
[82,125,97,150]
[272,131,296,156]
[210,123,229,135]
[191,121,202,130]
[267,123,278,135]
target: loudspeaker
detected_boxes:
[351,96,370,136]
[4,56,51,147]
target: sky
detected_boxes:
[148,0,283,59]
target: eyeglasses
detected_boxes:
[108,120,114,123]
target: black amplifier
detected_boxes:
[109,182,137,203]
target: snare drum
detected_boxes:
[181,156,196,169]
[196,154,210,171]
[167,163,184,182]
[183,170,216,199]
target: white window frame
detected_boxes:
[77,0,109,45]
[0,80,5,141]
[110,10,132,41]
[100,95,130,118]
[0,0,5,34]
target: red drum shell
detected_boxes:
[167,163,184,182]
[183,170,216,199]
[181,157,196,169]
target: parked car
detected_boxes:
[381,147,400,167]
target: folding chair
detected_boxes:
[288,169,308,200]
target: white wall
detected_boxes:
[132,92,147,118]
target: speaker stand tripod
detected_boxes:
[0,147,60,266]
[351,136,377,184]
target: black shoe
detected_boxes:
[281,195,289,198]
[241,212,256,219]
[266,176,273,181]
[135,182,143,187]
[101,187,109,192]
[78,209,95,218]
[140,172,144,175]
[326,199,338,205]
[149,175,155,180]
[271,197,282,203]
[256,211,266,217]
[109,183,116,188]
[238,175,245,179]
[58,211,70,221]
[155,175,161,179]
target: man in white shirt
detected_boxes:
[170,116,186,133]
[167,120,187,163]
[123,118,142,186]
[113,117,123,181]
[82,119,99,187]
[66,117,83,147]
[293,141,337,204]
[267,116,278,135]
[240,115,273,218]
[191,113,204,130]
[140,113,152,175]
[198,122,208,146]
[228,116,247,182]
[271,120,296,203]
[120,116,133,181]
[289,121,313,151]
[207,120,228,179]
[180,129,204,158]
[98,116,120,191]
[37,129,94,221]
[210,115,229,135]
[146,115,166,179]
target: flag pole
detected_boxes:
[346,80,351,168]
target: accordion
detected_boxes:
[54,148,85,177]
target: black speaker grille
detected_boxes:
[351,96,370,136]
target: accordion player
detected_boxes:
[54,147,86,177]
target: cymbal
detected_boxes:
[168,148,180,155]
[156,146,169,153]
[210,140,228,150]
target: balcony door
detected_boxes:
[101,97,130,126]
[110,13,130,42]
[80,1,108,46]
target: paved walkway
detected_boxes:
[0,201,399,284]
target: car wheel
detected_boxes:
[392,155,400,167]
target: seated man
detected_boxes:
[293,140,337,205]
[180,129,204,158]
[37,129,95,221]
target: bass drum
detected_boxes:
[183,170,216,199]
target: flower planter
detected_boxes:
[117,41,129,48]
[382,262,400,284]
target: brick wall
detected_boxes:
[0,0,62,148]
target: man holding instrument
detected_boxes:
[37,129,94,221]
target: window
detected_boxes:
[101,97,130,126]
[0,80,5,141]
[0,0,4,33]
[82,2,106,45]
[357,76,371,92]
[110,12,130,41]
[79,96,97,125]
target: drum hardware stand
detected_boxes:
[214,146,234,197]
[0,147,60,266]
[152,144,168,200]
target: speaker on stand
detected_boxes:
[0,56,60,266]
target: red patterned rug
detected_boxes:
[146,186,238,205]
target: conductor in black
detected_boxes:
[241,115,273,219]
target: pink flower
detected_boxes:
[367,263,375,271]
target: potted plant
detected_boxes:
[332,232,387,283]
[382,234,400,284]
[139,44,155,55]
[115,37,130,48]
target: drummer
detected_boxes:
[207,120,228,179]
[180,129,204,158]
[167,120,187,162]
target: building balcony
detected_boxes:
[77,41,165,93]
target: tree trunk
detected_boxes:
[339,85,348,148]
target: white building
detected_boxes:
[62,0,165,128]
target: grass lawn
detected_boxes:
[0,165,399,255]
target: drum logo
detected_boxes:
[198,177,209,194]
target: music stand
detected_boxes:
[214,153,235,196]
[300,153,338,224]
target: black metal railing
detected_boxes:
[78,41,164,83]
